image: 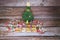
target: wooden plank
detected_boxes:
[0,0,60,6]
[0,7,60,16]
[0,36,60,40]
[0,19,60,27]
[0,6,60,27]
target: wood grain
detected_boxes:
[0,6,60,27]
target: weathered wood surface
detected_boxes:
[0,6,60,27]
[0,36,60,40]
[0,6,60,16]
[0,0,60,6]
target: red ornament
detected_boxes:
[5,22,9,27]
[37,30,44,34]
[37,30,40,32]
[39,21,43,25]
[33,20,39,25]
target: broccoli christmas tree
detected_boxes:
[22,2,34,22]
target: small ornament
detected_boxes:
[32,28,37,32]
[15,28,21,32]
[32,25,36,28]
[36,26,39,32]
[18,21,25,27]
[26,28,31,32]
[37,30,44,34]
[22,22,26,27]
[17,24,22,27]
[39,21,43,25]
[37,28,45,34]
[5,22,9,27]
[6,26,11,32]
[22,28,26,32]
[26,24,31,28]
[41,28,47,32]
[12,22,15,25]
[26,2,30,6]
[33,20,38,25]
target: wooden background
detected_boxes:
[0,0,60,27]
[0,0,60,40]
[0,36,60,40]
[0,6,60,27]
[0,0,60,6]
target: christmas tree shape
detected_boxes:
[22,2,34,22]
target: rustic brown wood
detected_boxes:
[0,0,60,6]
[0,6,60,16]
[0,6,60,27]
[0,36,60,40]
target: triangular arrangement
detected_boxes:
[5,2,47,34]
